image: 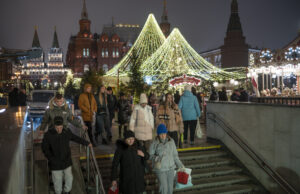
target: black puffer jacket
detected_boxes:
[42,128,89,170]
[117,99,130,124]
[111,140,149,194]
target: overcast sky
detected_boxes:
[1,0,300,56]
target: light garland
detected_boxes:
[105,14,166,77]
[169,74,201,87]
[141,28,245,84]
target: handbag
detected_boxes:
[175,168,193,189]
[153,142,162,170]
[177,171,189,184]
[196,119,203,138]
[108,186,119,194]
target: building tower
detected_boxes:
[67,0,97,75]
[160,0,171,37]
[221,0,249,68]
[48,27,63,69]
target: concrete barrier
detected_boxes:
[206,102,300,192]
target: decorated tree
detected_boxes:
[106,14,166,77]
[141,28,245,86]
[127,49,146,104]
[80,69,104,93]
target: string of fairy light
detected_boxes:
[141,28,245,83]
[105,13,246,85]
[105,14,166,77]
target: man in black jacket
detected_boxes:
[42,116,92,194]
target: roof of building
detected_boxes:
[32,26,41,48]
[226,0,243,33]
[52,27,60,48]
[101,24,141,43]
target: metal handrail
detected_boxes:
[207,112,298,194]
[81,131,105,194]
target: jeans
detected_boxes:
[52,166,73,194]
[95,114,111,139]
[156,169,175,194]
[84,121,94,144]
[183,120,197,142]
[168,131,178,147]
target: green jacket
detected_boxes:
[40,98,83,131]
[149,136,183,172]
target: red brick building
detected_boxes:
[67,0,172,75]
[66,0,141,75]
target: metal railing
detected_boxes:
[80,130,105,194]
[207,112,298,194]
[250,97,300,106]
[25,118,35,194]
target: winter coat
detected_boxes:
[149,136,183,172]
[78,93,97,122]
[239,91,249,102]
[111,140,149,194]
[117,99,130,124]
[107,94,117,118]
[95,93,109,116]
[218,91,228,101]
[230,93,240,101]
[129,104,154,141]
[178,90,201,121]
[40,98,83,131]
[42,127,89,170]
[156,104,183,133]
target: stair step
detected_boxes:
[144,166,243,185]
[146,174,251,192]
[175,184,260,194]
[178,150,228,161]
[183,157,235,169]
[173,175,252,192]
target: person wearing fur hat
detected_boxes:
[111,130,149,194]
[129,93,154,150]
[178,85,201,145]
[150,124,184,194]
[78,83,97,146]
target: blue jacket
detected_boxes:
[178,90,201,121]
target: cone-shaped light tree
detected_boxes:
[141,28,245,84]
[106,14,166,77]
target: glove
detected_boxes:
[178,165,185,171]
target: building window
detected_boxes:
[105,49,109,58]
[103,64,108,72]
[83,48,86,57]
[112,48,115,58]
[84,64,89,72]
[116,50,119,58]
[102,48,105,58]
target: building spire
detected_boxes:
[226,0,242,33]
[52,26,60,48]
[161,0,168,23]
[81,0,88,19]
[32,25,41,48]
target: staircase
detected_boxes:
[81,145,267,194]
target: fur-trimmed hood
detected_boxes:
[48,97,68,110]
[116,139,140,150]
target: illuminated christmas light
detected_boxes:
[141,28,245,84]
[106,14,166,77]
